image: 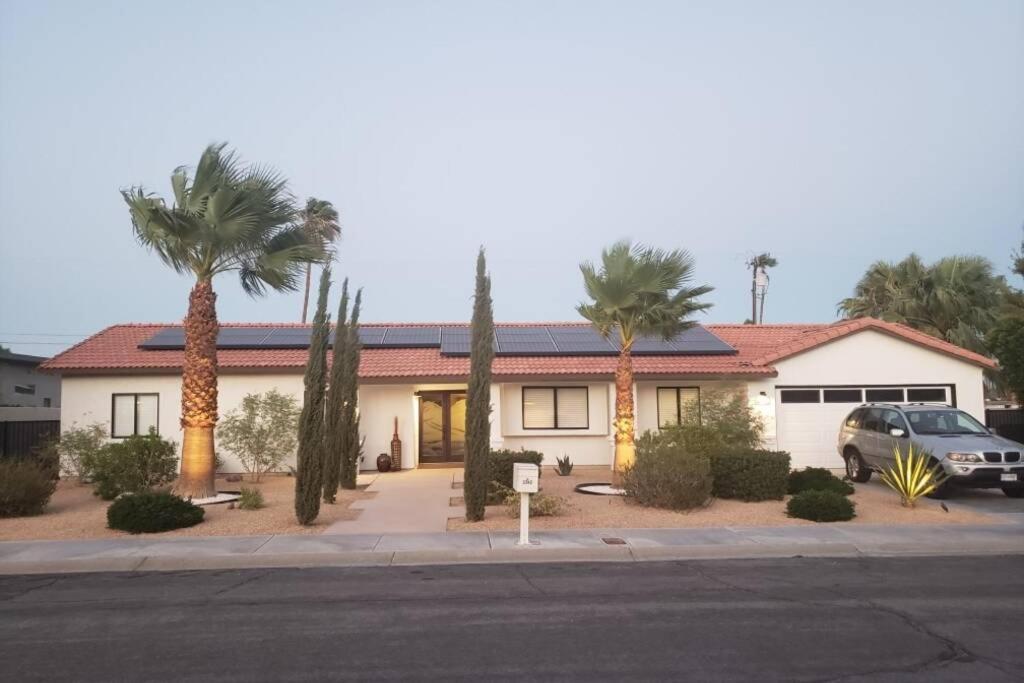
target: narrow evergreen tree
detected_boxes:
[464,248,494,521]
[322,279,350,503]
[340,289,363,489]
[294,267,332,524]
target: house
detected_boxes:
[0,350,61,409]
[39,317,994,472]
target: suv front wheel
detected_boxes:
[844,449,871,483]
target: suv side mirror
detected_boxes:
[890,428,906,438]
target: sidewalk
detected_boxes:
[1,522,1022,575]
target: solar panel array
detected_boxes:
[139,324,736,356]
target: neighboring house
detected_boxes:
[0,350,61,410]
[40,317,994,472]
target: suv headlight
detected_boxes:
[947,452,982,463]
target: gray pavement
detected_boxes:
[2,521,1023,574]
[1,555,1022,681]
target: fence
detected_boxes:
[985,409,1024,444]
[0,420,60,459]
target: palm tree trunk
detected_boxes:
[612,342,636,487]
[175,278,219,499]
[301,264,312,324]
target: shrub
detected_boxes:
[238,486,265,510]
[488,449,544,489]
[42,422,107,480]
[555,455,574,476]
[493,482,565,517]
[217,389,300,482]
[786,490,855,522]
[623,436,712,510]
[787,467,854,496]
[0,457,58,517]
[654,388,765,456]
[88,431,179,500]
[710,450,791,501]
[107,491,204,533]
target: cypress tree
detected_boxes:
[294,267,332,525]
[464,248,494,521]
[340,288,363,489]
[322,279,350,503]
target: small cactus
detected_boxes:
[556,454,574,476]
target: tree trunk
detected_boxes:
[301,264,312,324]
[612,341,636,488]
[175,278,219,499]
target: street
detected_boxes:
[1,555,1022,681]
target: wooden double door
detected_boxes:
[418,391,467,464]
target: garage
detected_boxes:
[774,385,953,469]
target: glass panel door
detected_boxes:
[448,393,467,462]
[419,394,446,462]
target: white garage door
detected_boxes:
[775,386,952,470]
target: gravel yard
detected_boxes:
[446,466,999,531]
[0,475,373,541]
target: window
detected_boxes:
[42,398,51,407]
[907,388,947,403]
[879,409,908,435]
[14,384,35,395]
[780,389,820,404]
[657,387,700,428]
[522,387,588,429]
[824,389,862,403]
[862,408,883,433]
[845,409,864,428]
[111,393,159,438]
[866,388,904,402]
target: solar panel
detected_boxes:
[358,327,387,346]
[495,327,550,342]
[439,327,471,355]
[261,329,312,349]
[380,327,442,347]
[138,328,185,349]
[548,326,616,354]
[668,326,735,354]
[217,327,276,348]
[497,341,559,355]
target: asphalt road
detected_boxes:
[1,556,1022,682]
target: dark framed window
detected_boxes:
[845,408,865,428]
[14,384,35,395]
[780,389,821,404]
[522,387,589,429]
[43,398,51,407]
[656,387,700,428]
[866,388,904,402]
[907,388,947,402]
[824,389,862,403]
[862,408,883,432]
[111,393,159,438]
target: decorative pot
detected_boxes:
[376,453,392,473]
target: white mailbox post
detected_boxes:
[512,462,540,546]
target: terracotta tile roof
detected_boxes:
[39,317,994,378]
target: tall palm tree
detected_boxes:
[746,252,778,324]
[838,254,1005,354]
[578,241,713,484]
[299,198,341,323]
[122,143,323,499]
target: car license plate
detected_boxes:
[1001,473,1018,482]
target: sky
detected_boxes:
[1,0,1022,356]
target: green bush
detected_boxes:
[623,436,712,510]
[107,491,204,533]
[238,486,265,510]
[0,457,58,517]
[787,467,854,496]
[488,449,544,489]
[786,490,856,522]
[88,431,178,500]
[652,389,765,457]
[710,450,791,501]
[492,482,565,517]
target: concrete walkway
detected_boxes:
[2,522,1022,575]
[325,468,459,534]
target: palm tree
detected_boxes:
[299,198,341,323]
[746,253,778,324]
[122,143,323,499]
[838,254,1005,354]
[578,241,713,484]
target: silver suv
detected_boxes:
[838,403,1024,499]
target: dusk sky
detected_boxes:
[1,0,1021,356]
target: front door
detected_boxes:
[419,391,467,464]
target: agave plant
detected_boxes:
[879,443,949,507]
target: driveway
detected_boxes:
[856,478,1024,524]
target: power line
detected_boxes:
[0,332,90,337]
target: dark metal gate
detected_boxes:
[0,420,60,459]
[986,409,1024,444]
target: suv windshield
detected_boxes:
[906,410,988,436]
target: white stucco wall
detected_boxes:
[499,382,612,465]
